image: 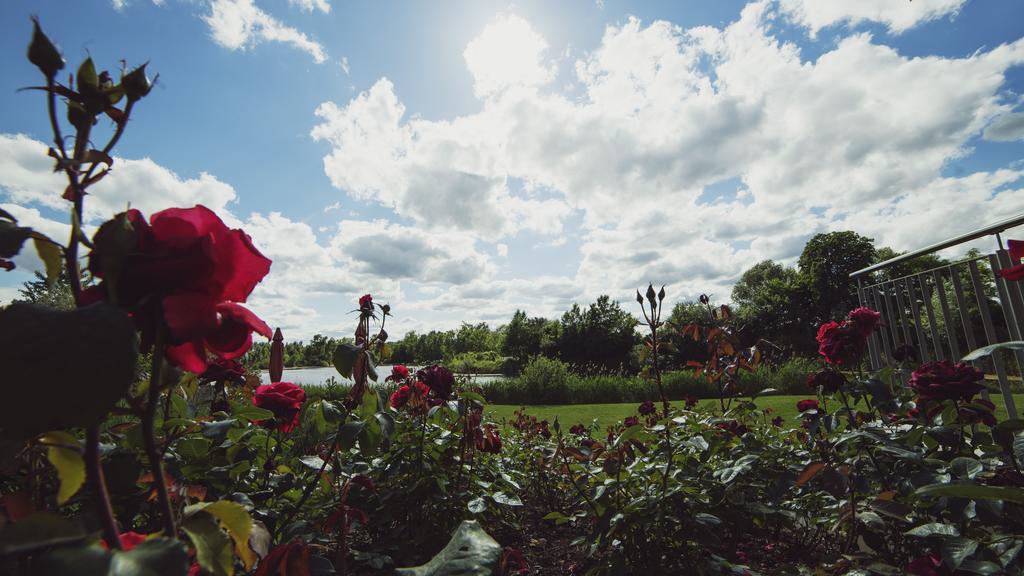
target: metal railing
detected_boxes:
[850,214,1024,418]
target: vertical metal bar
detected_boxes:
[907,278,931,363]
[968,260,1012,415]
[921,274,945,360]
[858,278,882,371]
[882,282,903,349]
[950,264,979,353]
[872,287,895,363]
[990,252,1024,420]
[933,268,962,360]
[894,281,914,350]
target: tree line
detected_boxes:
[9,230,1001,375]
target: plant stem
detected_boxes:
[279,417,345,536]
[85,427,122,549]
[142,325,177,537]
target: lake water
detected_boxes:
[260,365,509,387]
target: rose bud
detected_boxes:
[122,62,154,101]
[28,17,64,78]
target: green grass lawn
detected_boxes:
[485,394,1024,429]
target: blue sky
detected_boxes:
[1,0,1024,340]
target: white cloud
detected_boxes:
[288,0,329,14]
[323,201,342,212]
[313,7,1024,317]
[778,0,966,36]
[0,134,238,223]
[463,14,556,98]
[204,0,327,63]
[340,56,350,75]
[496,243,508,257]
[984,112,1024,142]
[111,0,164,10]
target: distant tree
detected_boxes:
[14,271,76,310]
[798,231,876,324]
[557,295,638,374]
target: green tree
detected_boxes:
[557,295,638,375]
[14,271,76,310]
[798,231,876,324]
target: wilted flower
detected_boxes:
[958,399,997,426]
[892,344,917,363]
[807,369,845,393]
[638,400,656,415]
[417,364,454,400]
[816,321,865,366]
[797,399,819,413]
[847,307,881,337]
[685,396,699,409]
[771,416,784,427]
[200,358,245,383]
[715,420,748,437]
[569,423,587,436]
[478,424,502,454]
[909,361,985,403]
[624,416,639,427]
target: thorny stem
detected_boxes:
[557,434,599,518]
[142,324,177,537]
[279,416,346,538]
[86,427,122,549]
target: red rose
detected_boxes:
[624,416,639,427]
[252,382,306,433]
[389,381,429,409]
[1000,263,1024,281]
[816,321,865,366]
[638,400,656,415]
[909,361,985,403]
[715,420,747,436]
[358,294,373,309]
[807,369,845,393]
[386,364,410,383]
[101,531,147,551]
[772,416,784,427]
[256,541,310,576]
[417,365,454,400]
[847,307,881,337]
[86,206,272,374]
[200,358,245,383]
[797,399,819,412]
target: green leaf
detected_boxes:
[176,438,212,460]
[357,413,382,456]
[950,457,983,480]
[0,303,138,438]
[31,544,110,576]
[201,501,255,572]
[957,560,1004,574]
[962,341,1024,362]
[356,386,378,420]
[182,511,233,576]
[467,497,487,514]
[915,483,1024,504]
[77,58,98,91]
[337,421,365,451]
[491,492,522,506]
[333,343,360,379]
[905,523,960,537]
[796,461,826,486]
[111,537,190,576]
[300,456,329,471]
[230,402,274,422]
[41,431,85,505]
[32,235,62,286]
[0,219,33,258]
[0,511,85,556]
[394,520,501,576]
[942,537,979,571]
[541,511,569,525]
